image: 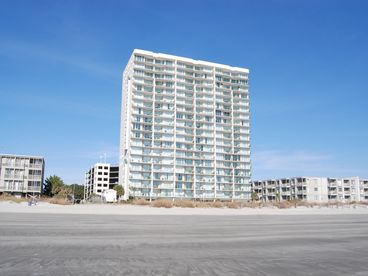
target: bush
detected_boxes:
[194,201,211,208]
[132,198,150,205]
[174,200,195,208]
[296,200,314,208]
[151,199,173,208]
[208,201,224,208]
[275,201,292,209]
[0,194,26,203]
[241,201,260,208]
[260,202,275,208]
[226,201,241,209]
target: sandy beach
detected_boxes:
[1,201,368,275]
[1,201,368,215]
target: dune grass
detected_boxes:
[0,194,27,203]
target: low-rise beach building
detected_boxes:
[0,154,45,196]
[252,177,368,203]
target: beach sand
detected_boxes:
[1,200,368,215]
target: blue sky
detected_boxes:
[0,0,367,184]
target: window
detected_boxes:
[144,133,152,139]
[314,187,318,192]
[135,55,145,62]
[133,123,141,130]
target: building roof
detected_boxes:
[0,153,44,159]
[133,49,249,73]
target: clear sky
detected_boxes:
[0,0,367,184]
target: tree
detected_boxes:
[276,192,281,202]
[43,175,65,197]
[70,184,84,199]
[56,186,72,198]
[113,185,124,198]
[251,191,258,202]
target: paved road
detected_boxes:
[0,213,367,275]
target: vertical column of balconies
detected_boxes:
[175,62,195,198]
[212,67,217,199]
[150,60,156,199]
[214,68,234,199]
[129,54,154,198]
[362,180,368,201]
[173,60,177,199]
[194,65,215,199]
[152,58,175,198]
[230,72,236,199]
[191,64,198,199]
[232,71,250,199]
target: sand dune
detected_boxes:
[1,201,368,215]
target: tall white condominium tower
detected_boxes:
[119,49,251,200]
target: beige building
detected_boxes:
[252,177,368,203]
[0,154,44,195]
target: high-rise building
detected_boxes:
[84,163,120,200]
[119,49,251,200]
[0,154,45,196]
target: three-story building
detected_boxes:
[0,154,44,196]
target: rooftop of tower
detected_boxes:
[133,49,249,74]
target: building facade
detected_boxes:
[119,49,251,200]
[0,154,44,195]
[328,177,368,202]
[84,163,120,200]
[252,177,368,203]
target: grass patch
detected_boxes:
[207,201,224,208]
[225,201,242,209]
[174,200,195,208]
[0,194,27,203]
[151,199,173,208]
[193,201,211,208]
[274,201,293,209]
[131,198,151,206]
